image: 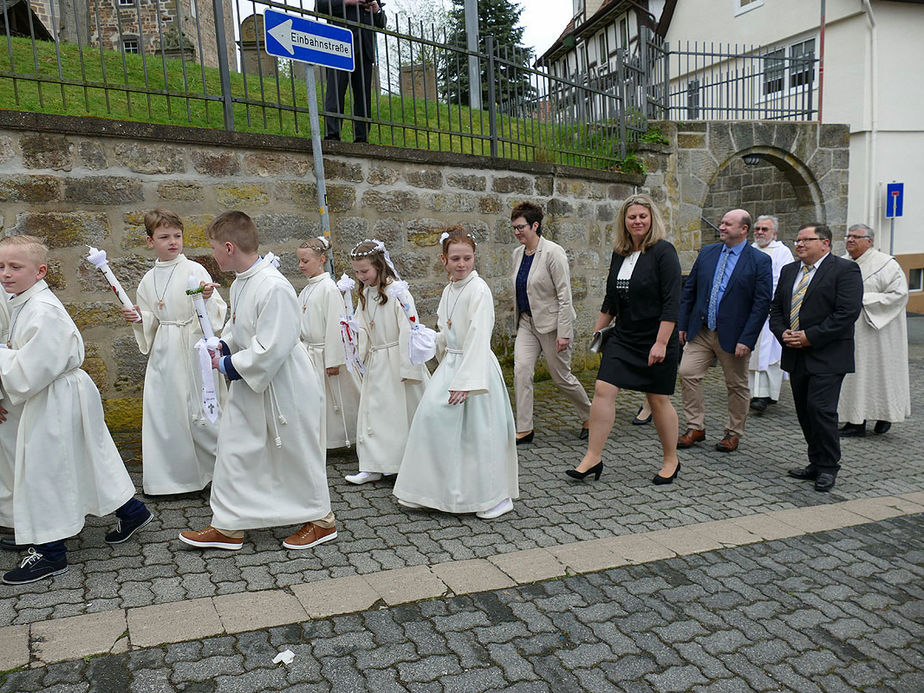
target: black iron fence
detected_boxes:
[0,2,819,170]
[664,41,819,121]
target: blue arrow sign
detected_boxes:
[885,182,903,218]
[264,9,354,72]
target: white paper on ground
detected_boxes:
[272,649,295,665]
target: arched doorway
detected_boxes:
[700,146,823,245]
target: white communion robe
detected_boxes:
[393,272,518,513]
[0,281,136,544]
[354,282,429,474]
[132,255,227,494]
[298,272,362,449]
[748,239,793,399]
[838,248,911,425]
[209,257,331,530]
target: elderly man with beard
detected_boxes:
[748,215,794,413]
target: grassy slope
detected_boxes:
[0,36,622,169]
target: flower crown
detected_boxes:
[349,239,401,281]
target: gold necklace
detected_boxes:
[446,278,473,329]
[152,262,179,310]
[301,277,323,313]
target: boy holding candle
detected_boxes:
[122,209,227,495]
[0,235,152,584]
[178,211,336,551]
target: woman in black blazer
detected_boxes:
[568,194,683,485]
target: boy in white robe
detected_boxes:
[123,209,227,495]
[0,236,152,585]
[178,211,335,551]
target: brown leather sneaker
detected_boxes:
[715,432,740,452]
[677,428,706,448]
[283,522,337,550]
[178,526,243,550]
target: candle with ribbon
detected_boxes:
[336,274,365,376]
[185,275,221,423]
[85,246,140,321]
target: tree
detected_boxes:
[440,0,536,109]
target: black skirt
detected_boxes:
[596,313,679,395]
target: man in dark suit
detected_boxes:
[677,209,772,452]
[316,0,387,143]
[769,223,863,492]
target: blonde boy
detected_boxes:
[125,209,227,495]
[0,236,152,584]
[178,211,335,550]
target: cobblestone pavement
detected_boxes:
[2,351,922,628]
[1,516,920,692]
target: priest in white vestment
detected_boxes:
[837,224,911,437]
[748,216,793,413]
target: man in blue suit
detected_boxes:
[677,209,772,452]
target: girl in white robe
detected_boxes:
[130,243,227,495]
[296,237,362,449]
[393,230,518,519]
[347,239,429,484]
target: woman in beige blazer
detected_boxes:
[510,202,591,443]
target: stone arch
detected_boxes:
[700,145,824,245]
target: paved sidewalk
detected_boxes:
[0,321,921,689]
[1,514,920,692]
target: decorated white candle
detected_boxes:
[185,274,219,347]
[85,246,140,322]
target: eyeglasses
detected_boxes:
[794,238,822,244]
[512,223,530,232]
[845,234,870,241]
[754,226,773,231]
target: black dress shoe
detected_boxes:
[839,422,866,437]
[566,461,603,481]
[632,405,652,425]
[578,426,589,440]
[787,466,818,481]
[749,397,769,413]
[814,472,837,492]
[516,431,534,445]
[653,462,680,485]
[874,420,892,435]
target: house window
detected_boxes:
[790,39,815,88]
[619,17,628,49]
[735,0,764,15]
[909,268,923,292]
[123,38,139,54]
[763,48,785,96]
[118,0,134,6]
[598,33,607,64]
[686,79,700,119]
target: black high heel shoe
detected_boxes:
[516,431,534,445]
[632,405,653,426]
[652,462,680,485]
[566,461,603,481]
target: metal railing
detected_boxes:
[664,41,818,121]
[0,2,820,170]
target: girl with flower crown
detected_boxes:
[296,236,362,449]
[345,239,429,484]
[393,228,518,519]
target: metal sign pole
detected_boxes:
[306,66,334,276]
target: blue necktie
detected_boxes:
[707,248,730,331]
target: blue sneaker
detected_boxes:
[104,508,154,544]
[2,548,68,585]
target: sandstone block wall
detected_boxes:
[0,113,644,453]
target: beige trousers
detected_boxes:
[678,328,750,437]
[513,314,591,432]
[216,511,336,538]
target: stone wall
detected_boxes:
[0,111,644,453]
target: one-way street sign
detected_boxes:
[264,9,354,72]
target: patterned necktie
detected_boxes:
[789,264,813,330]
[706,248,731,330]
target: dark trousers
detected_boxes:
[35,497,147,563]
[324,61,374,141]
[789,363,845,473]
